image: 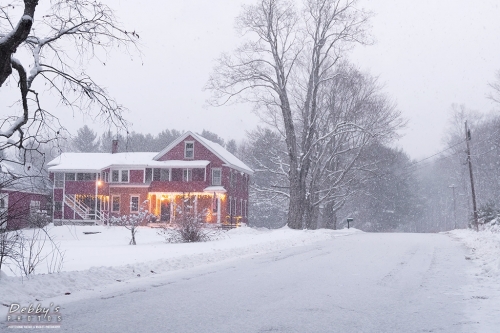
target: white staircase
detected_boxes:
[63,194,107,224]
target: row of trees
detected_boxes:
[68,126,238,154]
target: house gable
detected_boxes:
[156,134,225,168]
[154,131,253,175]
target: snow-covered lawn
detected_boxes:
[0,224,359,305]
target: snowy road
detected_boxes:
[6,233,487,332]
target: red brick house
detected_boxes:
[47,131,253,226]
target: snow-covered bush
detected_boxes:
[471,200,500,231]
[157,208,221,243]
[110,207,154,245]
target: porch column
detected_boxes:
[194,195,198,217]
[217,195,221,224]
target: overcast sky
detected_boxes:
[12,0,500,159]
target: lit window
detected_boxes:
[212,168,221,186]
[130,196,139,212]
[184,142,194,159]
[112,196,120,212]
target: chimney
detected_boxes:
[112,139,119,154]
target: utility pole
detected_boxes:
[448,184,457,229]
[464,121,479,231]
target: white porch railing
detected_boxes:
[63,194,108,224]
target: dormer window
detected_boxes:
[184,141,194,159]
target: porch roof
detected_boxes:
[203,186,227,193]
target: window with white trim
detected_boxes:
[183,169,192,182]
[244,200,247,217]
[54,173,64,188]
[228,196,232,215]
[112,196,120,212]
[112,170,119,182]
[65,173,75,181]
[212,168,221,186]
[111,170,129,183]
[184,141,194,159]
[130,196,139,213]
[240,199,243,217]
[30,200,41,214]
[121,170,129,182]
[0,193,8,209]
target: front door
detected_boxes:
[160,200,170,222]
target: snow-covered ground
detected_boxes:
[0,224,359,305]
[448,226,500,332]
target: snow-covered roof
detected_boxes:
[203,186,227,193]
[154,131,254,175]
[47,152,211,172]
[48,152,157,171]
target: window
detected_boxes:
[228,196,232,215]
[160,169,169,181]
[111,170,129,183]
[102,171,109,183]
[65,173,75,181]
[121,170,129,182]
[130,196,139,212]
[212,168,221,186]
[184,141,194,159]
[145,168,152,182]
[0,194,8,210]
[112,196,120,212]
[30,200,41,214]
[183,169,192,182]
[54,201,62,212]
[230,170,235,188]
[153,168,160,181]
[240,199,243,217]
[244,200,247,217]
[77,173,96,181]
[54,173,64,188]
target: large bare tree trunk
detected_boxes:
[0,0,38,86]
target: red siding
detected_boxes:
[65,181,96,195]
[2,190,49,230]
[130,170,144,183]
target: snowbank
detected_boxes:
[0,225,360,305]
[448,226,500,278]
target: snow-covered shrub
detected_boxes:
[157,208,221,243]
[110,207,154,245]
[474,200,500,229]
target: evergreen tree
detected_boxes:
[72,125,100,152]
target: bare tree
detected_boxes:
[0,0,139,162]
[207,0,374,229]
